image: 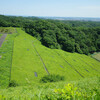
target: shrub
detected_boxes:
[0,95,5,100]
[8,80,18,87]
[40,74,64,83]
[41,83,99,100]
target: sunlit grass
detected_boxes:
[0,76,99,99]
[11,29,100,86]
[0,27,17,88]
[0,28,100,99]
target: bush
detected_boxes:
[41,83,100,100]
[8,80,18,87]
[40,74,64,83]
[0,95,6,100]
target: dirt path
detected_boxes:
[0,34,7,47]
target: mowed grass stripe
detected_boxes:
[54,50,100,77]
[33,42,83,80]
[55,51,84,78]
[11,29,47,85]
[55,50,86,77]
[0,28,17,88]
[32,42,50,75]
[72,56,97,76]
[70,54,99,76]
[78,54,100,72]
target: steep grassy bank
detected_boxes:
[0,28,100,99]
[11,29,100,86]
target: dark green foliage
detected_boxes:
[8,80,18,87]
[96,39,100,51]
[0,15,39,27]
[75,43,83,54]
[24,20,100,54]
[0,15,100,54]
[40,74,64,83]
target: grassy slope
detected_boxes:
[11,28,100,86]
[0,28,100,99]
[92,52,100,61]
[0,77,99,99]
[0,28,17,88]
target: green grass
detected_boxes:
[91,52,100,61]
[0,28,100,99]
[0,34,3,38]
[0,76,99,99]
[11,28,100,86]
[11,29,47,85]
[0,28,17,88]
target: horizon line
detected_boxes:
[1,14,100,19]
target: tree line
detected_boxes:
[24,20,100,55]
[0,15,100,54]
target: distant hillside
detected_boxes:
[39,16,100,22]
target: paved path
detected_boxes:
[0,34,7,47]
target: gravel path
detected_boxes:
[0,34,7,47]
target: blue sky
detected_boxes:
[0,0,100,17]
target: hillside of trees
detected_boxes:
[0,15,100,54]
[0,15,38,27]
[24,20,100,54]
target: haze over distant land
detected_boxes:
[38,16,100,21]
[0,0,100,18]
